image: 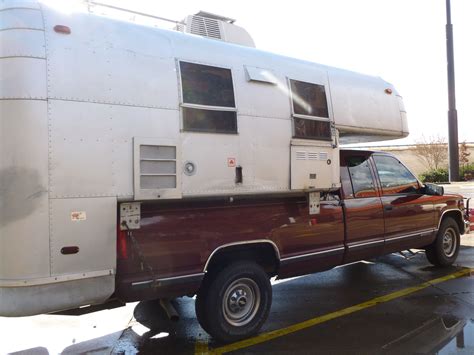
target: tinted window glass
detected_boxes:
[293,118,331,140]
[180,62,235,107]
[347,156,377,198]
[290,79,329,118]
[183,108,237,134]
[373,155,419,195]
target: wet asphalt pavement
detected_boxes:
[1,236,473,354]
[2,183,473,355]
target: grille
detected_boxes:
[296,151,307,160]
[189,16,222,39]
[308,152,319,160]
[139,145,177,189]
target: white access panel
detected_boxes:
[50,197,116,276]
[290,143,340,191]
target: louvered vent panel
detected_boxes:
[296,151,307,160]
[189,16,222,40]
[203,17,221,39]
[308,152,319,160]
[139,145,177,189]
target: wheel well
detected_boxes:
[205,243,279,277]
[440,210,464,232]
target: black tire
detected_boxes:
[197,261,272,343]
[425,217,461,267]
[195,276,212,334]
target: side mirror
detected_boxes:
[424,183,444,196]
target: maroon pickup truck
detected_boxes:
[115,149,470,342]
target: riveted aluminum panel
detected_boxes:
[0,57,47,99]
[0,29,45,58]
[181,114,292,195]
[50,197,116,276]
[0,8,43,30]
[0,100,49,280]
[0,275,114,317]
[43,8,178,109]
[329,69,403,139]
[48,99,179,198]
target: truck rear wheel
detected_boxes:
[195,261,272,343]
[425,217,460,267]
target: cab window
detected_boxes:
[347,156,377,198]
[373,155,419,195]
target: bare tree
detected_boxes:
[414,135,448,170]
[459,141,471,168]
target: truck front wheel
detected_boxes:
[195,261,272,343]
[425,217,461,267]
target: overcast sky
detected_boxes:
[53,0,474,145]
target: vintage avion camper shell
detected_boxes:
[0,0,408,316]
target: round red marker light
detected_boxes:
[54,25,71,34]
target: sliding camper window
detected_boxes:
[290,79,331,140]
[180,61,237,134]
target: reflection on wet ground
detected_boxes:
[2,239,474,354]
[438,320,474,355]
[382,317,474,354]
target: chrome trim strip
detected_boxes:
[280,247,345,262]
[131,272,205,287]
[385,229,436,243]
[203,240,281,272]
[438,209,463,230]
[347,239,384,249]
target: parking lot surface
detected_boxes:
[1,233,473,355]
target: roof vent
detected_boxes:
[176,11,255,48]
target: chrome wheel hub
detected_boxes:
[442,227,457,258]
[223,278,260,327]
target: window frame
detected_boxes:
[371,154,422,196]
[345,155,379,199]
[288,78,332,140]
[177,59,238,134]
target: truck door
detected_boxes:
[371,154,435,253]
[341,152,385,263]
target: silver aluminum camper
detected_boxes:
[0,0,408,316]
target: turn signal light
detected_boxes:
[54,25,71,34]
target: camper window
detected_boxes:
[290,79,329,118]
[179,61,237,134]
[293,117,331,140]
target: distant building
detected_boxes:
[352,142,474,177]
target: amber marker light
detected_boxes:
[54,25,71,34]
[384,88,393,94]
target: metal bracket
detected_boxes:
[119,202,141,230]
[309,192,320,215]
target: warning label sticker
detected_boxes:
[227,158,236,167]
